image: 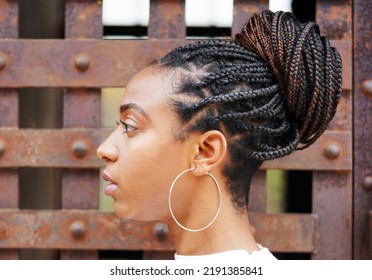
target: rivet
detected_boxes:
[153,223,169,241]
[362,176,372,191]
[324,143,340,159]
[72,141,88,158]
[0,55,5,70]
[0,140,5,157]
[74,54,91,72]
[70,221,86,239]
[361,79,372,96]
[0,221,7,238]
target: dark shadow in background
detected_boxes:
[18,0,65,260]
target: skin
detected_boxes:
[97,66,259,256]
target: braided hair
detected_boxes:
[154,10,342,211]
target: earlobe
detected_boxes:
[191,130,227,176]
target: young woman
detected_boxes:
[97,10,342,260]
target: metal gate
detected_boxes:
[0,0,370,260]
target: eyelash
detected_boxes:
[116,120,136,134]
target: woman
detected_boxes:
[97,10,342,260]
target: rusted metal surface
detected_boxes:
[65,0,102,39]
[0,129,351,170]
[62,0,101,260]
[312,171,352,259]
[0,0,18,38]
[232,0,268,36]
[62,169,99,209]
[316,0,352,40]
[148,0,185,39]
[0,210,317,252]
[0,39,351,89]
[0,0,19,260]
[353,0,372,260]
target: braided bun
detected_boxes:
[235,10,342,149]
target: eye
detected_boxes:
[117,120,137,134]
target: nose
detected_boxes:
[97,132,118,163]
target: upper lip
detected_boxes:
[101,171,116,184]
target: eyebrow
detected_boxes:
[120,103,150,121]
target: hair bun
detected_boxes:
[235,10,342,149]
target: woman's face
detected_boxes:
[97,66,196,221]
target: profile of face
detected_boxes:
[97,67,213,223]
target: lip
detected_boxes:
[101,171,116,184]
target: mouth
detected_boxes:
[101,171,118,196]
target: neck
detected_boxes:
[169,196,259,256]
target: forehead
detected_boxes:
[123,66,173,104]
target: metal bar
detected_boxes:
[62,0,102,260]
[0,0,19,260]
[312,171,352,259]
[0,129,351,170]
[232,0,269,36]
[353,0,372,260]
[0,209,317,252]
[0,39,351,89]
[316,0,352,40]
[148,0,185,39]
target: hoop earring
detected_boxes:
[168,168,222,232]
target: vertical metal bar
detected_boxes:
[148,0,186,39]
[0,0,19,260]
[312,0,353,259]
[232,0,269,36]
[62,0,102,260]
[353,0,372,260]
[312,171,352,259]
[145,0,186,259]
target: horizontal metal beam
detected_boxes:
[0,209,317,252]
[0,129,351,170]
[0,39,351,89]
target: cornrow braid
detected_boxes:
[154,10,342,211]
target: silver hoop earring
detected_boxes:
[168,168,222,232]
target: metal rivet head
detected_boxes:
[0,140,5,157]
[72,141,88,158]
[0,55,5,70]
[361,79,372,96]
[362,176,372,191]
[74,54,90,72]
[70,221,86,239]
[324,143,340,159]
[153,223,169,241]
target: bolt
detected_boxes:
[153,223,169,241]
[72,141,88,158]
[70,221,86,239]
[0,140,5,157]
[0,55,5,70]
[324,143,340,159]
[362,176,372,191]
[74,54,91,72]
[361,79,372,96]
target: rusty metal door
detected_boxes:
[0,0,370,260]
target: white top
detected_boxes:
[175,244,277,260]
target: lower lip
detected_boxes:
[104,183,118,196]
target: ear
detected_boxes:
[190,130,227,176]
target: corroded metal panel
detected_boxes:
[148,0,185,39]
[353,0,372,260]
[0,40,351,89]
[0,210,317,252]
[0,129,351,170]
